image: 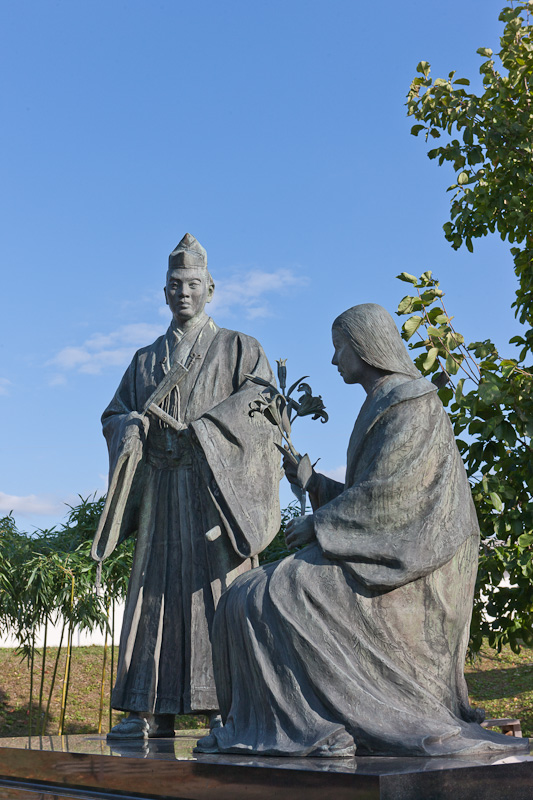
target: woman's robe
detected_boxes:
[208,374,528,756]
[94,316,281,715]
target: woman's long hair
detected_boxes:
[332,303,420,379]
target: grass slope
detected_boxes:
[0,646,206,736]
[0,642,530,737]
[465,641,533,737]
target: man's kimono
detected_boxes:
[93,314,280,714]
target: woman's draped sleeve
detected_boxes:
[308,473,345,511]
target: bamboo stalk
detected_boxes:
[109,595,115,732]
[58,620,74,735]
[38,617,48,735]
[28,630,35,737]
[98,597,109,734]
[58,573,75,735]
[43,621,65,734]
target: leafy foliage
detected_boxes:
[407,4,533,329]
[0,497,134,657]
[396,272,533,653]
[260,500,303,564]
[0,494,303,732]
[405,3,533,653]
[0,497,134,734]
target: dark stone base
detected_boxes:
[0,733,531,800]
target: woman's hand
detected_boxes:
[282,452,318,492]
[282,452,300,487]
[285,514,316,550]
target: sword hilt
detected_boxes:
[147,403,187,433]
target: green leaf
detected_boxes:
[518,531,533,547]
[476,47,493,58]
[478,374,503,404]
[445,353,462,375]
[403,315,423,340]
[427,307,446,324]
[438,386,454,405]
[416,61,431,77]
[426,325,444,338]
[419,290,439,304]
[457,171,469,185]
[396,272,419,284]
[499,421,517,448]
[422,347,439,370]
[411,124,425,136]
[397,296,416,315]
[489,492,503,511]
[453,77,470,85]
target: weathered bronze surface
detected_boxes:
[92,234,280,738]
[200,304,530,758]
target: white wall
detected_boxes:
[0,602,125,648]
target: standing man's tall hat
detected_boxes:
[168,233,207,269]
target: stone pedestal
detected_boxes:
[0,733,531,800]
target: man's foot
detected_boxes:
[107,716,149,740]
[107,712,175,740]
[148,713,175,738]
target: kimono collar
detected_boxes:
[367,376,437,427]
[170,312,209,345]
[161,313,211,372]
[346,376,438,487]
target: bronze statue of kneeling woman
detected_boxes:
[195,303,528,758]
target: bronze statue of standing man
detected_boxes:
[92,233,280,739]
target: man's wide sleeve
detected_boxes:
[191,336,281,559]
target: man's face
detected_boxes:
[164,268,214,326]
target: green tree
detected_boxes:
[0,495,303,732]
[402,3,533,652]
[407,3,533,327]
[0,498,135,733]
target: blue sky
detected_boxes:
[1,0,520,531]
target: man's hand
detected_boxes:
[125,411,150,437]
[122,412,149,455]
[285,514,316,550]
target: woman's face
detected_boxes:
[331,329,367,384]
